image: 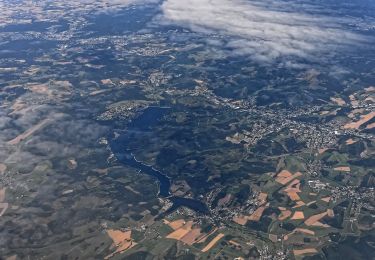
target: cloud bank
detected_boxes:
[160,0,368,64]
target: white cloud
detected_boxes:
[160,0,369,64]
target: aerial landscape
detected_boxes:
[0,0,374,259]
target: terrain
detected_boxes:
[0,0,374,259]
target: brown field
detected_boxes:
[7,119,50,145]
[0,188,6,202]
[365,86,375,92]
[195,228,218,244]
[201,233,225,252]
[180,228,202,245]
[233,215,248,225]
[168,219,186,230]
[318,148,328,154]
[287,192,301,201]
[258,192,268,205]
[284,179,301,192]
[345,138,357,145]
[321,196,330,203]
[293,248,318,256]
[344,111,375,129]
[292,201,306,208]
[334,166,351,172]
[166,221,193,240]
[0,206,8,222]
[89,89,111,96]
[277,170,292,178]
[101,79,114,85]
[275,170,302,185]
[364,96,375,103]
[327,209,334,217]
[105,229,136,259]
[291,211,305,220]
[107,229,131,243]
[278,210,292,221]
[330,97,346,106]
[349,94,359,107]
[0,164,6,175]
[348,108,364,118]
[312,221,330,227]
[229,240,241,247]
[304,210,330,226]
[217,194,233,207]
[366,122,375,129]
[248,206,266,221]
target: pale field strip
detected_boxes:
[7,118,51,145]
[124,185,141,195]
[228,240,241,247]
[306,200,317,206]
[201,233,225,252]
[0,185,8,217]
[0,203,9,217]
[194,228,218,244]
[294,228,315,236]
[304,210,333,227]
[293,248,318,256]
[333,166,351,172]
[284,228,315,241]
[0,188,5,202]
[345,138,357,145]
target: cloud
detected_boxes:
[159,0,369,65]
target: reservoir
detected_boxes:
[109,106,209,214]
